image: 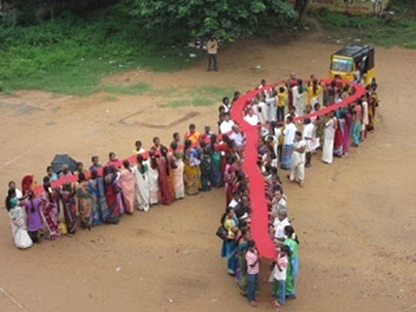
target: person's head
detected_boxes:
[47,166,54,176]
[189,123,196,133]
[305,104,312,114]
[135,140,142,150]
[153,137,160,146]
[63,181,72,192]
[184,139,192,150]
[136,154,144,165]
[218,106,226,114]
[8,181,16,189]
[103,166,112,176]
[295,130,302,141]
[233,190,242,200]
[62,164,69,174]
[76,162,83,171]
[5,188,17,211]
[226,207,235,219]
[274,189,282,200]
[290,72,296,80]
[233,91,240,100]
[286,116,293,124]
[314,103,321,111]
[210,133,217,144]
[232,125,239,133]
[279,86,285,93]
[91,156,99,165]
[304,117,311,125]
[91,169,98,179]
[277,208,287,221]
[329,110,335,118]
[241,228,251,240]
[280,245,290,257]
[222,97,230,105]
[284,225,298,243]
[78,172,86,183]
[224,113,230,121]
[260,78,266,86]
[204,125,211,134]
[123,159,130,169]
[173,132,180,142]
[248,108,254,116]
[247,239,256,252]
[108,152,116,161]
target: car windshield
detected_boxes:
[331,58,354,72]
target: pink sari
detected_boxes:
[119,168,136,214]
[39,190,60,241]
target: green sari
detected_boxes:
[284,238,299,296]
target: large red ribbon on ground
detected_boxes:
[231,79,366,259]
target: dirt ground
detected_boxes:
[1,33,416,312]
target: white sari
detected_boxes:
[292,86,304,116]
[146,161,159,205]
[9,205,33,249]
[134,165,150,212]
[173,158,185,199]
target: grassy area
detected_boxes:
[0,6,201,95]
[314,1,416,48]
[163,98,215,108]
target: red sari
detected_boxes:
[156,157,175,205]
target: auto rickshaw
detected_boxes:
[329,44,375,86]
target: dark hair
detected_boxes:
[247,239,256,248]
[184,139,192,150]
[78,172,86,182]
[161,146,170,175]
[284,225,299,244]
[280,245,291,256]
[91,156,98,162]
[220,206,234,224]
[312,78,318,95]
[173,132,179,139]
[123,159,130,169]
[91,169,98,179]
[295,130,302,137]
[135,140,142,146]
[287,116,293,123]
[222,97,229,104]
[189,123,196,129]
[5,188,16,211]
[304,117,311,125]
[153,136,160,144]
[47,166,53,172]
[108,152,115,158]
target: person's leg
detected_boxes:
[246,273,255,302]
[305,151,311,167]
[226,241,236,274]
[208,54,213,71]
[272,278,278,297]
[278,280,286,306]
[213,54,218,71]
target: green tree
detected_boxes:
[128,0,297,41]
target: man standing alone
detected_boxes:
[207,36,218,71]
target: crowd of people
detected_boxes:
[3,75,378,310]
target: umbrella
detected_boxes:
[51,154,78,173]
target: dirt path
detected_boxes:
[0,34,415,312]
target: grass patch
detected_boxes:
[314,2,416,48]
[190,86,236,99]
[0,5,202,95]
[105,96,119,102]
[100,83,152,95]
[163,98,215,108]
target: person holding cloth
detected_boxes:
[273,245,290,310]
[207,36,218,71]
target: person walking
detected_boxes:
[207,36,218,71]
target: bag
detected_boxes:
[216,225,228,241]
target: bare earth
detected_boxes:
[1,34,416,312]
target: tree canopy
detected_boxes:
[128,0,297,41]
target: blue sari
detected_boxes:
[88,177,108,225]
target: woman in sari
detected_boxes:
[343,107,354,155]
[220,207,239,275]
[321,111,337,164]
[5,189,33,249]
[110,165,125,216]
[119,160,136,214]
[76,173,93,230]
[224,155,238,206]
[209,134,223,187]
[236,228,251,295]
[367,91,378,132]
[134,154,150,211]
[199,141,212,192]
[103,166,120,224]
[334,114,346,157]
[170,143,185,199]
[60,181,77,236]
[158,146,176,205]
[183,139,201,196]
[88,169,108,225]
[284,225,299,299]
[147,150,160,205]
[39,177,60,241]
[289,131,306,187]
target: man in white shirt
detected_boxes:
[244,108,259,126]
[229,125,244,148]
[273,208,290,242]
[220,113,235,134]
[302,117,315,167]
[281,116,297,170]
[8,181,22,198]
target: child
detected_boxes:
[273,245,290,310]
[245,239,260,307]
